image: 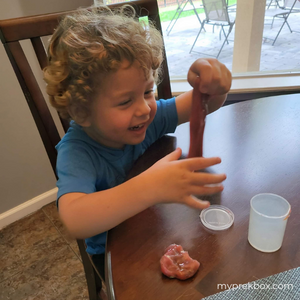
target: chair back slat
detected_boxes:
[0,13,63,42]
[147,2,172,99]
[0,0,161,42]
[30,37,48,69]
[5,41,60,174]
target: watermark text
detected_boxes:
[217,283,293,291]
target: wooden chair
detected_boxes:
[0,0,172,299]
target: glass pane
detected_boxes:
[260,0,300,73]
[159,0,236,78]
[100,0,300,77]
[158,0,300,77]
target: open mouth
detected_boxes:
[129,124,145,131]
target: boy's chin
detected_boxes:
[127,135,146,146]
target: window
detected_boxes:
[159,0,300,77]
[101,0,300,93]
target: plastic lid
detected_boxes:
[200,205,234,230]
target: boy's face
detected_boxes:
[81,60,157,149]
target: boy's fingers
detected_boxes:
[188,59,213,87]
[188,59,231,95]
[184,156,222,171]
[159,147,182,163]
[192,184,224,196]
[190,172,226,185]
[184,195,211,210]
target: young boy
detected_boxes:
[43,4,231,282]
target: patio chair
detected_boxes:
[266,0,282,9]
[190,0,235,59]
[166,0,204,36]
[0,0,171,299]
[265,0,300,45]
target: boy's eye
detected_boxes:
[119,99,131,106]
[145,89,154,95]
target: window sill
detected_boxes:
[169,72,300,97]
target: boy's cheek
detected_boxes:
[151,101,157,116]
[150,106,157,123]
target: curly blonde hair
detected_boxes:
[43,5,164,123]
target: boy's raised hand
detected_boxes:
[141,148,226,210]
[188,58,232,96]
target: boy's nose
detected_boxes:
[135,99,151,117]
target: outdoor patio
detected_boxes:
[160,8,300,77]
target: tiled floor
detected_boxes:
[0,202,90,300]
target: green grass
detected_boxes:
[158,0,237,23]
[159,8,204,22]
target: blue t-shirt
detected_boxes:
[56,98,178,254]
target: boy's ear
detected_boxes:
[78,118,91,128]
[67,107,91,127]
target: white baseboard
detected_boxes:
[0,188,58,230]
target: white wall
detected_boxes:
[0,0,93,219]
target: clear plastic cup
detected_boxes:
[248,193,291,253]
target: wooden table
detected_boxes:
[105,94,300,300]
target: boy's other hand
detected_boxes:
[187,58,232,96]
[142,148,226,210]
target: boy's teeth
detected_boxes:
[130,124,143,130]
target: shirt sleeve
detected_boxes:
[144,97,178,146]
[56,142,98,201]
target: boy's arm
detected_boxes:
[59,178,158,239]
[58,149,226,239]
[176,58,232,125]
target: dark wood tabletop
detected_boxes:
[105,93,300,300]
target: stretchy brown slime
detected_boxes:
[188,78,208,158]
